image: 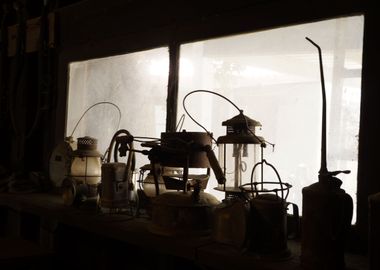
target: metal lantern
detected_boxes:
[241,160,293,258]
[71,136,102,184]
[216,110,264,196]
[146,131,223,236]
[62,136,102,206]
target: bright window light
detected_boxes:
[67,47,169,169]
[177,16,364,223]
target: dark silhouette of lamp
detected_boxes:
[216,110,265,196]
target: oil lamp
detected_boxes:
[214,114,295,258]
[145,131,224,236]
[216,110,265,197]
[139,164,167,198]
[62,136,102,206]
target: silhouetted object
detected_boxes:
[145,131,223,236]
[183,90,296,256]
[369,192,380,270]
[61,136,101,207]
[212,110,261,250]
[216,110,264,196]
[212,196,249,248]
[49,136,76,188]
[138,164,172,198]
[99,129,135,211]
[242,160,293,259]
[301,37,353,270]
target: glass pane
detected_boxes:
[67,47,169,169]
[177,16,364,222]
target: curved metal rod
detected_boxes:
[182,89,269,146]
[182,90,241,144]
[249,159,288,200]
[305,37,328,176]
[69,101,122,138]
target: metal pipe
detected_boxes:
[306,37,328,177]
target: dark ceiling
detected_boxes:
[0,0,85,21]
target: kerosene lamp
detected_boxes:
[62,136,102,206]
[212,109,265,249]
[143,131,225,236]
[215,110,265,197]
[214,114,295,258]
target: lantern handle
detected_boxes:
[182,90,241,143]
[183,90,272,146]
[69,101,122,138]
[249,159,289,200]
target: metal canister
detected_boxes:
[100,162,129,209]
[160,131,212,168]
[301,179,353,270]
[249,194,289,256]
[212,198,249,249]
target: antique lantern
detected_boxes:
[146,131,224,236]
[216,110,265,197]
[62,136,102,206]
[241,160,293,258]
[214,111,295,257]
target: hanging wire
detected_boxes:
[183,90,240,143]
[69,101,122,138]
[182,89,274,147]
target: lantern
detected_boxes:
[62,136,102,206]
[216,110,264,197]
[146,131,223,236]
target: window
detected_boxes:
[65,16,363,222]
[177,16,364,222]
[66,47,169,169]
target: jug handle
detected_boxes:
[287,202,300,239]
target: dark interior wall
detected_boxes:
[357,0,380,243]
[56,0,366,60]
[1,0,378,246]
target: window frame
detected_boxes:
[55,1,371,241]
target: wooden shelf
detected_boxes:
[0,192,368,270]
